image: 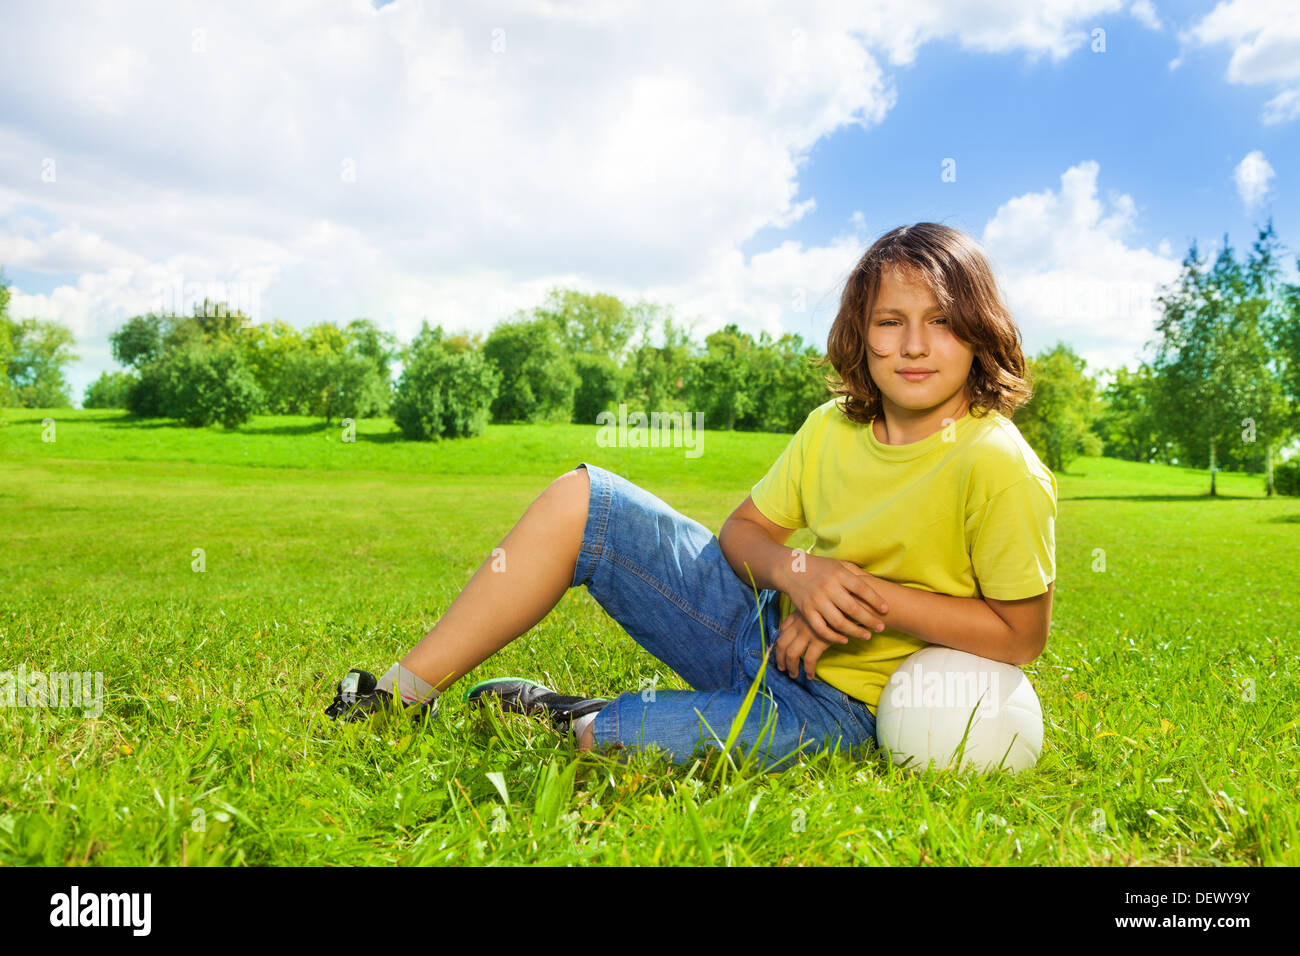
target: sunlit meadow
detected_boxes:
[0,408,1296,865]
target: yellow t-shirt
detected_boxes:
[749,397,1057,715]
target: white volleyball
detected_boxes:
[875,646,1043,772]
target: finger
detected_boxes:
[785,637,801,675]
[831,582,883,632]
[774,629,791,673]
[800,607,847,644]
[778,614,809,672]
[806,608,854,647]
[818,598,874,641]
[780,616,807,673]
[838,565,889,616]
[831,579,887,634]
[774,613,799,671]
[803,640,825,680]
[787,632,812,679]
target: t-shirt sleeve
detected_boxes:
[749,407,817,530]
[969,473,1057,600]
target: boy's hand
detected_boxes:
[781,553,889,645]
[772,608,852,680]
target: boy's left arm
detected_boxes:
[865,576,1053,666]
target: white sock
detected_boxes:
[571,711,598,741]
[375,662,440,707]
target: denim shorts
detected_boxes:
[572,462,877,771]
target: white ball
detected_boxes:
[875,646,1043,773]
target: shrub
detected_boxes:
[482,318,577,423]
[571,353,625,424]
[392,325,499,440]
[127,343,263,428]
[125,360,176,418]
[293,349,391,423]
[82,371,138,409]
[1275,458,1300,496]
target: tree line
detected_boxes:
[2,219,1298,495]
[0,283,829,437]
[1016,221,1300,495]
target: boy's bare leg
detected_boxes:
[398,467,590,692]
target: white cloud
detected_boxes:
[0,0,1143,402]
[1178,0,1300,125]
[0,222,147,274]
[1261,88,1300,125]
[1128,1,1162,31]
[1233,149,1276,209]
[980,160,1182,376]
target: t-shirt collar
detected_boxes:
[864,406,976,461]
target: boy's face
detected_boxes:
[865,266,975,417]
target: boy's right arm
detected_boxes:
[718,495,799,594]
[720,496,890,643]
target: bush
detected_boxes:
[82,371,138,409]
[482,318,577,423]
[125,360,175,418]
[1275,458,1300,496]
[391,325,499,440]
[293,349,391,423]
[127,344,263,428]
[571,353,625,424]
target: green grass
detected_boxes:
[0,408,1296,865]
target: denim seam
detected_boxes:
[575,463,614,587]
[839,691,873,740]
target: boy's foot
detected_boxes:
[324,668,438,723]
[464,677,609,732]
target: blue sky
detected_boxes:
[747,26,1293,260]
[1,0,1296,404]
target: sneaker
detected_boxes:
[464,677,609,732]
[324,668,438,723]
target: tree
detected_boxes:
[3,316,78,408]
[126,341,262,428]
[1240,219,1300,496]
[743,331,830,433]
[1014,342,1103,473]
[1094,362,1163,462]
[346,318,399,381]
[109,314,166,369]
[571,353,625,424]
[234,318,393,422]
[482,317,578,423]
[625,314,693,414]
[83,371,137,409]
[686,323,759,431]
[534,288,639,363]
[295,322,391,422]
[1150,235,1286,495]
[391,322,499,440]
[238,319,307,414]
[0,269,14,406]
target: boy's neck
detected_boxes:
[873,393,971,446]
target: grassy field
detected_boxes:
[1,407,1296,866]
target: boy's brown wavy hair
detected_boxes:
[820,222,1032,425]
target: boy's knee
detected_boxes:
[540,467,590,524]
[550,465,590,498]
